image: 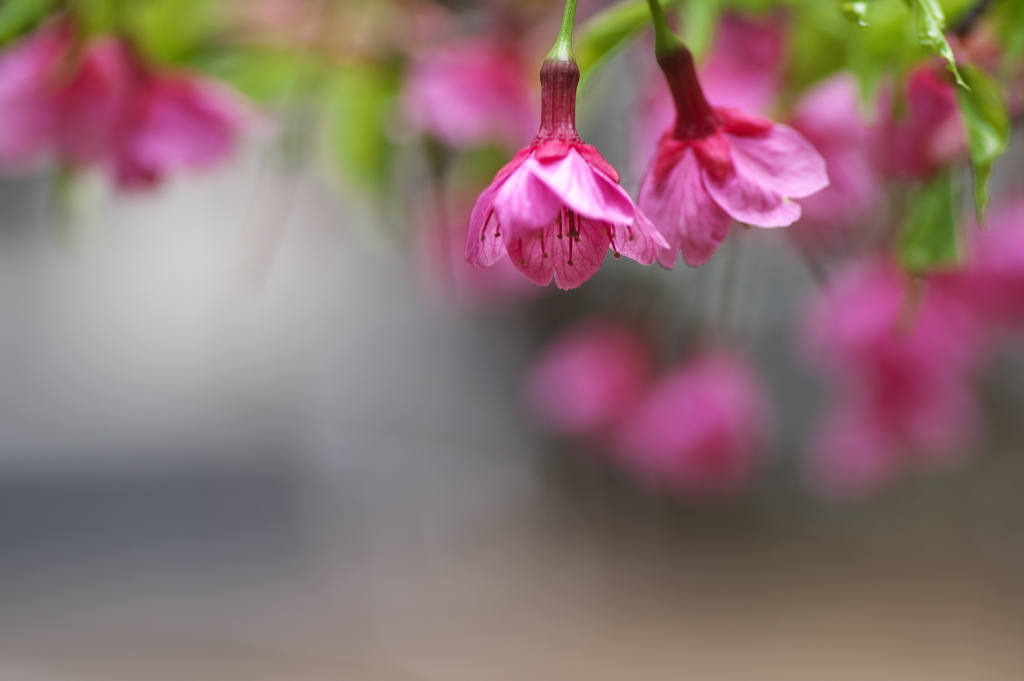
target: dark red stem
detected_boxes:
[658,47,718,140]
[536,59,581,141]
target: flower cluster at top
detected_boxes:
[0,15,249,189]
[463,0,829,290]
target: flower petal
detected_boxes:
[640,147,732,267]
[492,159,564,240]
[702,163,801,228]
[506,229,554,287]
[725,124,828,199]
[529,149,636,226]
[465,183,507,267]
[608,211,669,266]
[550,216,608,290]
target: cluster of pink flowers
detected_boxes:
[525,318,770,500]
[439,10,831,290]
[800,195,1024,498]
[400,5,1011,503]
[0,19,249,189]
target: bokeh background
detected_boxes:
[3,0,1024,679]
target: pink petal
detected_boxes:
[640,147,732,267]
[0,25,64,165]
[115,75,248,186]
[492,159,564,240]
[550,217,609,290]
[725,124,829,199]
[506,229,553,286]
[465,184,507,268]
[702,164,802,228]
[529,149,636,226]
[608,210,670,265]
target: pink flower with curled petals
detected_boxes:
[801,258,985,499]
[638,47,828,268]
[613,352,770,500]
[404,37,536,149]
[111,56,251,189]
[466,58,668,291]
[524,318,651,438]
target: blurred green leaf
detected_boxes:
[125,0,217,64]
[992,0,1024,58]
[0,0,58,45]
[681,0,720,59]
[904,0,965,86]
[198,47,315,104]
[955,63,1010,223]
[575,0,683,81]
[329,64,400,191]
[899,170,961,272]
[839,0,876,26]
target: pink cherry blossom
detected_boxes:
[787,74,882,253]
[874,64,965,180]
[613,351,770,499]
[638,47,828,268]
[801,258,984,499]
[524,318,651,438]
[404,37,536,149]
[0,21,127,169]
[466,59,667,290]
[633,13,785,174]
[111,62,250,189]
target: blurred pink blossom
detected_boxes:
[787,74,882,252]
[614,352,770,499]
[404,38,536,149]
[0,22,126,169]
[111,65,251,189]
[955,197,1024,329]
[638,47,828,267]
[633,13,785,175]
[802,258,984,499]
[524,319,652,438]
[874,64,965,180]
[466,59,666,290]
[0,22,249,188]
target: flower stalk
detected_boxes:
[547,0,577,62]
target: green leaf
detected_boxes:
[899,171,961,273]
[955,64,1011,223]
[0,0,58,45]
[329,64,400,191]
[839,0,876,26]
[681,0,720,60]
[575,0,683,81]
[904,0,965,86]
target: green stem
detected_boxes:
[645,0,684,58]
[547,0,577,62]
